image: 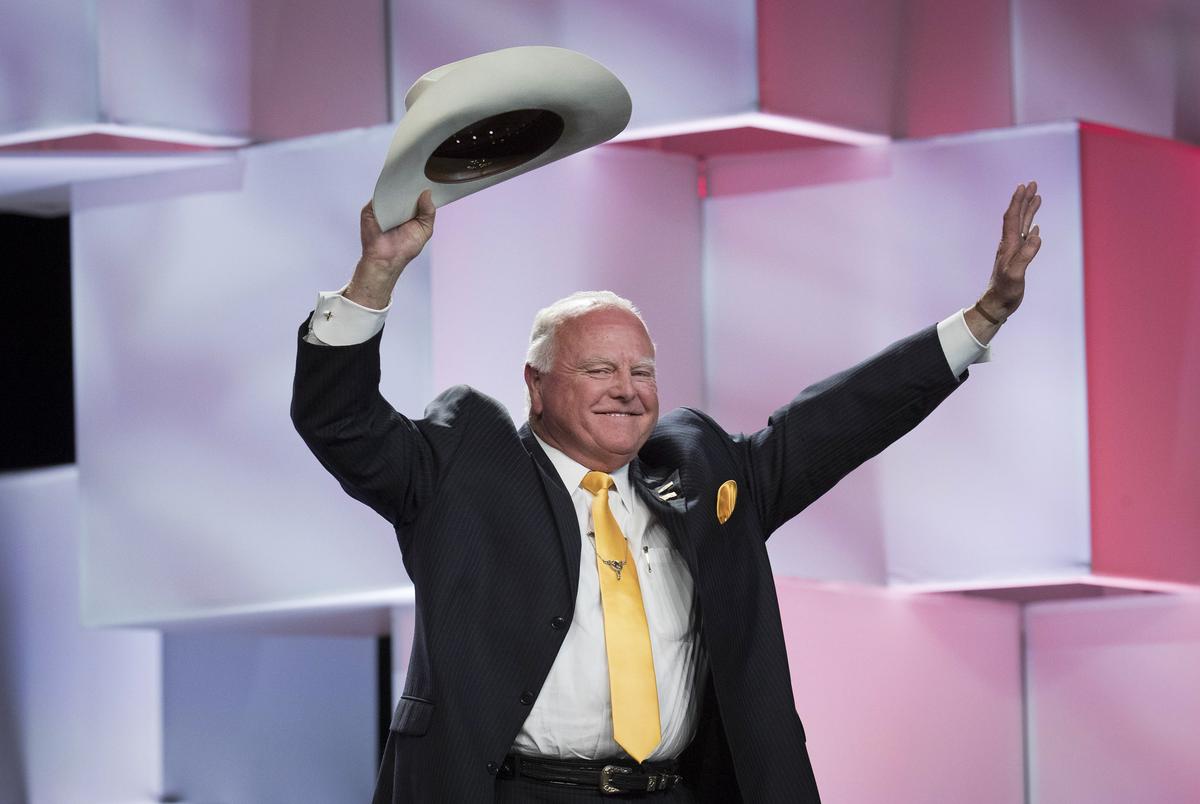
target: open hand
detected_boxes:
[977,182,1042,323]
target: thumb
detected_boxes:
[414,189,436,229]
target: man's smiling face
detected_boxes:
[525,307,659,472]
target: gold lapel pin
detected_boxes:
[716,480,737,524]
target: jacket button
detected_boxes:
[486,761,498,775]
[519,691,535,705]
[550,616,567,630]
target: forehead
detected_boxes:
[557,308,654,360]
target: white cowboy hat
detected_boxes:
[372,46,633,231]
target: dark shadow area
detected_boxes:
[1,213,73,471]
[377,635,392,763]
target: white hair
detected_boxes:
[525,290,650,373]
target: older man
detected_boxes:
[292,185,1043,803]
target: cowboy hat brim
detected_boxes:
[372,46,633,231]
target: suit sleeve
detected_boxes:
[290,318,466,529]
[741,325,965,537]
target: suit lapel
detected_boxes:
[518,424,582,601]
[631,459,695,566]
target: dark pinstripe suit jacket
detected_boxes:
[291,321,964,803]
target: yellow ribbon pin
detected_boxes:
[716,480,737,524]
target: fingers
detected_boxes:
[1002,181,1042,248]
[1002,183,1025,241]
[1022,224,1042,258]
[1022,194,1041,236]
[1020,181,1041,236]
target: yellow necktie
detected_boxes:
[580,471,661,763]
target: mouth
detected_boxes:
[596,412,640,417]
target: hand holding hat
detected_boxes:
[344,46,630,309]
[344,191,436,310]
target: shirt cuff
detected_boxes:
[936,308,991,378]
[305,286,390,346]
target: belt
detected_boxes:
[501,753,684,795]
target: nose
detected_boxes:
[609,369,636,400]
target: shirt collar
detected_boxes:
[531,431,634,513]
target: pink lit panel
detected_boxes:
[1081,123,1200,585]
[1026,595,1200,802]
[777,579,1023,804]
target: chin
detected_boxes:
[596,435,648,462]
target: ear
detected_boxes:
[524,364,544,417]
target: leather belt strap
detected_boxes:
[501,753,683,795]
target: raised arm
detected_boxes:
[745,183,1045,535]
[291,192,453,531]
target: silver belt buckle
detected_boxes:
[599,764,633,794]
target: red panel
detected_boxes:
[757,0,903,133]
[899,0,1013,137]
[756,0,1012,139]
[612,126,835,157]
[957,584,1156,604]
[249,0,388,140]
[1081,122,1200,584]
[702,141,890,198]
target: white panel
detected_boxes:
[429,145,704,420]
[556,0,758,128]
[1026,594,1200,803]
[96,0,252,135]
[0,152,230,217]
[72,126,427,625]
[163,631,378,804]
[0,0,98,133]
[778,580,1024,803]
[388,0,757,129]
[0,467,162,804]
[1013,0,1190,139]
[704,124,1089,585]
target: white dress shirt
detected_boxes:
[512,434,702,761]
[303,288,991,760]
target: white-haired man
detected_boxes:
[292,185,1043,803]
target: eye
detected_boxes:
[585,366,613,377]
[632,368,655,379]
